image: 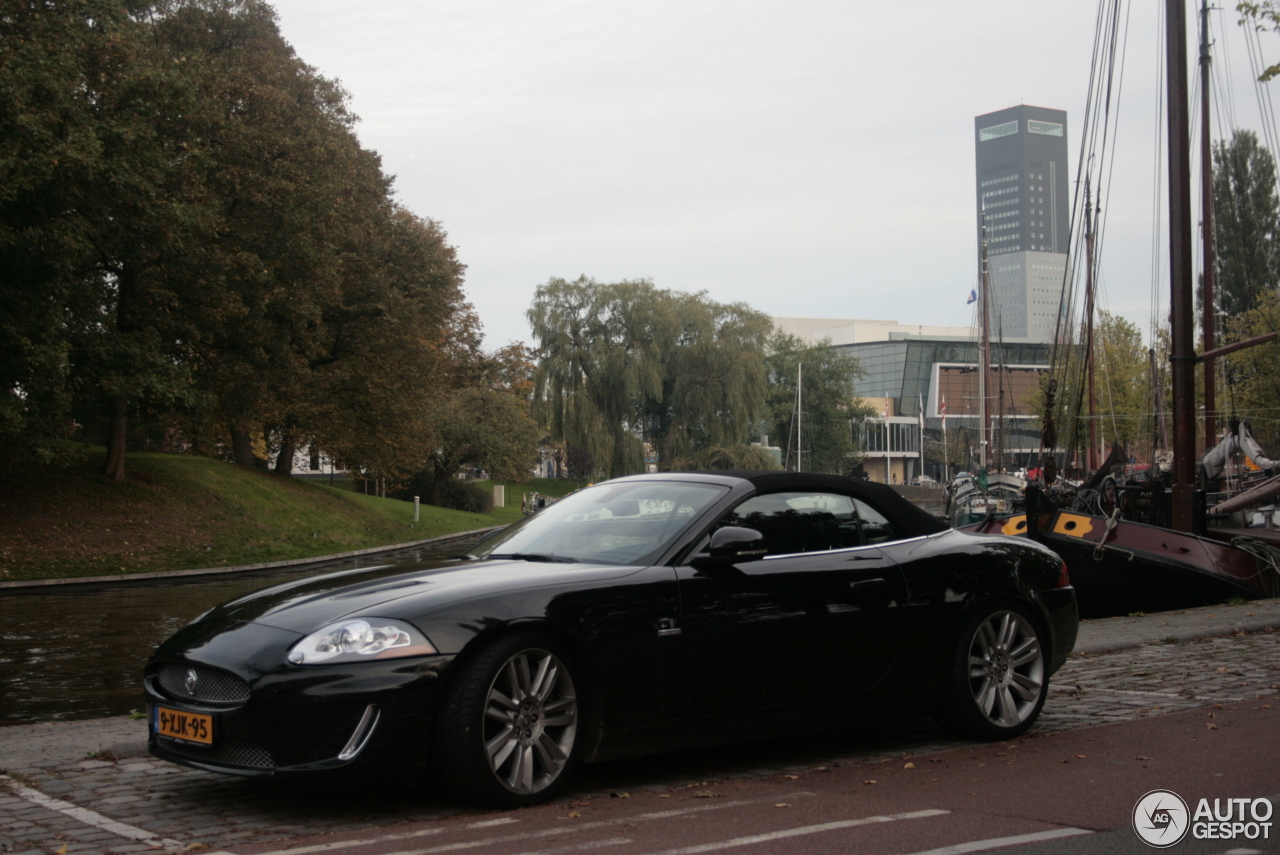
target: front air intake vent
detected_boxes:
[160,738,274,770]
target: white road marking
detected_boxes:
[221,827,447,855]
[632,809,950,855]
[214,816,526,855]
[233,794,816,855]
[503,839,631,855]
[902,827,1094,855]
[0,773,182,848]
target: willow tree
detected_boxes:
[528,278,772,478]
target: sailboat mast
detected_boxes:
[1167,0,1197,532]
[796,362,803,473]
[1085,178,1099,471]
[1200,0,1218,450]
[979,208,991,472]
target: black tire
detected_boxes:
[434,632,581,807]
[938,602,1048,740]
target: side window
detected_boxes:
[853,498,903,544]
[720,492,863,556]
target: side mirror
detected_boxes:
[692,526,767,568]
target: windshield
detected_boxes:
[473,480,728,566]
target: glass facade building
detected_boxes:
[975,105,1070,343]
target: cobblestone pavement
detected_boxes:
[2,628,1279,855]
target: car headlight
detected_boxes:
[287,618,437,665]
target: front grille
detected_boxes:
[157,663,250,706]
[160,738,274,770]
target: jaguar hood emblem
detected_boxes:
[184,668,198,696]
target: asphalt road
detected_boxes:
[198,697,1278,855]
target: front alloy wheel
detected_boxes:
[482,648,577,795]
[436,633,581,807]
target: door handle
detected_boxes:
[656,617,681,637]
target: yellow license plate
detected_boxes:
[155,707,213,745]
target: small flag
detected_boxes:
[941,396,947,428]
[967,289,978,305]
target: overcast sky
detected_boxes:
[269,0,1280,349]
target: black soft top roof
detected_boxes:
[689,470,951,538]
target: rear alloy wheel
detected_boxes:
[437,633,580,807]
[942,605,1047,739]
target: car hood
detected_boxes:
[206,558,644,634]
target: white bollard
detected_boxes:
[414,496,420,523]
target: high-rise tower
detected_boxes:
[974,105,1070,342]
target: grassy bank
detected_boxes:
[0,452,577,582]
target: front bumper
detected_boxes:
[144,620,455,776]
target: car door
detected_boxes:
[673,491,907,721]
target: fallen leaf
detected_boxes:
[864,779,877,785]
[1218,667,1228,674]
[903,762,916,769]
[1260,705,1272,710]
[187,846,209,853]
[610,792,630,799]
[55,847,67,855]
[1137,756,1153,760]
[658,794,671,798]
[784,774,800,779]
[775,803,791,808]
[1205,722,1218,729]
[694,790,721,799]
[815,766,830,771]
[568,811,583,818]
[1075,754,1086,759]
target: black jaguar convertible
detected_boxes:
[145,471,1078,806]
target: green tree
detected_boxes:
[1093,312,1154,454]
[0,0,205,470]
[420,387,540,504]
[0,0,472,484]
[1240,2,1280,80]
[671,444,781,471]
[764,333,873,474]
[528,277,773,478]
[1212,129,1280,316]
[1220,290,1280,451]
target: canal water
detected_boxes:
[0,536,482,726]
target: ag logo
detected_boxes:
[1134,789,1190,847]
